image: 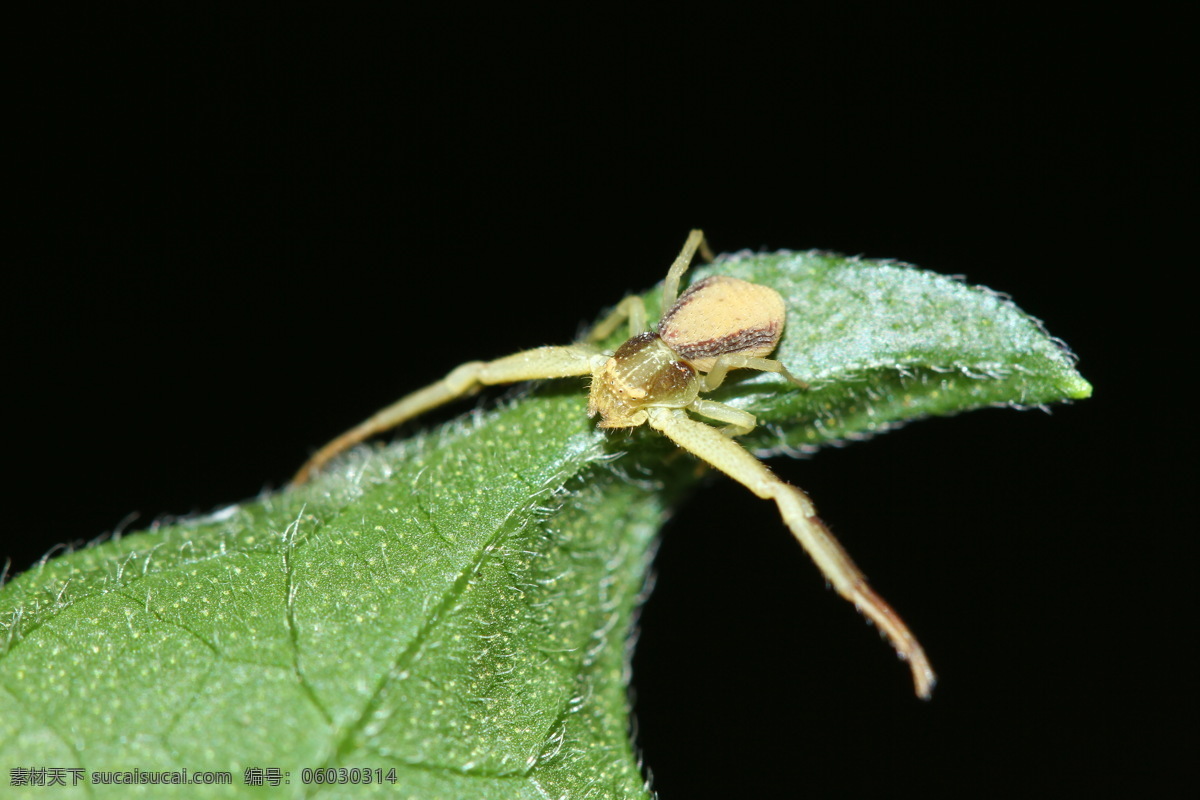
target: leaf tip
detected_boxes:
[1065,373,1093,400]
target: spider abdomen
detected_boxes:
[659,275,786,372]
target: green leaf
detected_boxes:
[0,250,1089,798]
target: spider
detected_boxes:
[292,230,936,699]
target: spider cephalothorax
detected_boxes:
[588,333,699,428]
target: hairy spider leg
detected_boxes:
[292,345,601,485]
[646,405,937,699]
[661,229,714,311]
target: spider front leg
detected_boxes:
[292,345,601,486]
[646,406,937,699]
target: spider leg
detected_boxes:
[292,345,601,485]
[588,295,648,342]
[699,354,808,393]
[661,229,713,311]
[689,398,757,437]
[646,406,936,699]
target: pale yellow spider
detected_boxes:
[293,230,936,699]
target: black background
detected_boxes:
[10,8,1187,797]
